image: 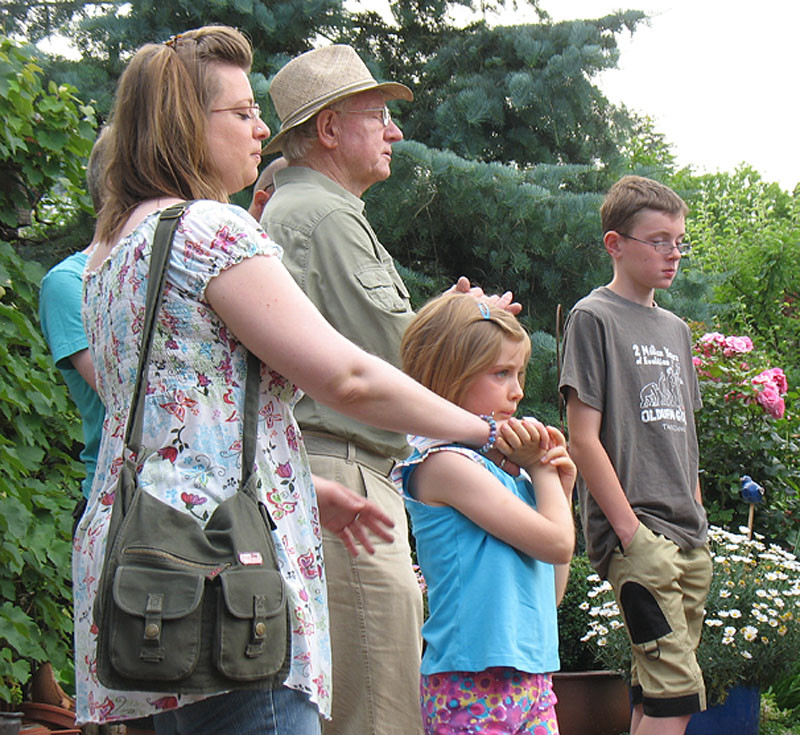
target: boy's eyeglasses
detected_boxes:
[340,106,392,127]
[619,233,691,255]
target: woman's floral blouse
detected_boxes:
[74,201,330,724]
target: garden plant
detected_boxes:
[691,328,800,545]
[581,525,800,705]
[0,37,95,704]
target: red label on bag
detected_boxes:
[238,552,263,565]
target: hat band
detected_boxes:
[277,79,412,133]
[279,79,383,131]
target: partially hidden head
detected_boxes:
[401,292,531,407]
[86,125,112,212]
[248,156,288,220]
[601,175,688,238]
[264,44,412,158]
[97,25,260,242]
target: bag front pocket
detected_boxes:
[215,566,288,680]
[109,565,204,681]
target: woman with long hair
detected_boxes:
[76,25,498,735]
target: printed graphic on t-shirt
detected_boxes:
[633,343,687,431]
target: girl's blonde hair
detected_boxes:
[96,25,253,244]
[401,293,531,406]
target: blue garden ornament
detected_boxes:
[741,475,765,539]
[740,475,765,504]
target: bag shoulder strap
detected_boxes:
[123,201,259,494]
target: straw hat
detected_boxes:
[263,45,413,154]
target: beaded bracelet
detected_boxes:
[479,414,497,453]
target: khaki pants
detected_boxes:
[308,443,424,735]
[607,523,712,718]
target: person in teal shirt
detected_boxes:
[39,128,108,501]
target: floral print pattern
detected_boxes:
[420,668,559,734]
[74,201,330,724]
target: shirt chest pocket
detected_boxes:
[355,265,410,313]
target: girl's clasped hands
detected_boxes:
[495,416,576,498]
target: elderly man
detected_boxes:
[261,45,423,735]
[261,45,517,735]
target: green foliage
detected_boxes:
[691,327,800,545]
[520,330,559,427]
[617,114,678,176]
[685,166,800,358]
[367,140,611,333]
[0,37,95,243]
[770,662,800,714]
[759,691,800,735]
[0,33,92,704]
[583,526,800,704]
[6,0,353,120]
[0,242,84,703]
[352,9,644,167]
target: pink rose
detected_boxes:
[723,335,754,356]
[701,332,726,346]
[692,356,702,367]
[755,383,786,419]
[753,367,788,395]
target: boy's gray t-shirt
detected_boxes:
[559,287,708,578]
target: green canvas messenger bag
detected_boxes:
[94,202,290,693]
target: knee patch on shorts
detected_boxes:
[620,581,671,645]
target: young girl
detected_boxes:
[395,293,576,734]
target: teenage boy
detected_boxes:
[560,175,711,735]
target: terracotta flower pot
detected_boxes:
[19,702,76,729]
[552,670,630,735]
[19,726,49,735]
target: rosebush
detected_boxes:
[581,525,800,704]
[692,327,800,543]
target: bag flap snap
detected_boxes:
[220,567,285,619]
[113,565,203,619]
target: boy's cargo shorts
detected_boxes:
[607,522,712,718]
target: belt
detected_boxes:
[302,432,396,477]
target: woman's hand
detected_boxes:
[484,447,521,477]
[314,474,395,556]
[539,426,577,499]
[494,417,551,470]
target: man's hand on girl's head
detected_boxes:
[449,276,523,315]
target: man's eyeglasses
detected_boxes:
[618,233,691,255]
[340,106,392,127]
[210,104,262,120]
